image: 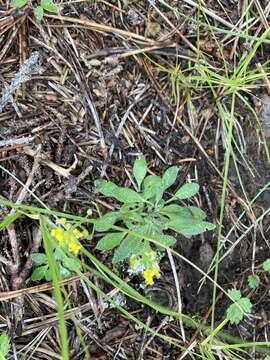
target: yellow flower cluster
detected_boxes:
[143,266,160,285]
[51,219,88,255]
[129,250,161,285]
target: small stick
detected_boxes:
[167,249,186,342]
[182,0,234,29]
[84,91,106,150]
[0,136,33,148]
[0,52,44,115]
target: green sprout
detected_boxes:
[226,289,252,325]
[10,0,59,21]
[0,333,10,360]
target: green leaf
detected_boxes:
[118,188,142,203]
[226,297,252,325]
[161,204,187,218]
[228,288,242,301]
[226,303,244,325]
[54,247,63,261]
[263,258,270,274]
[31,265,48,281]
[112,234,143,264]
[10,0,28,8]
[31,253,47,266]
[162,205,206,220]
[133,155,147,190]
[226,289,252,325]
[162,166,179,190]
[143,175,163,200]
[247,274,260,289]
[95,212,119,232]
[45,269,53,281]
[97,232,126,250]
[40,0,59,13]
[167,218,215,238]
[188,206,206,220]
[95,180,121,199]
[59,266,71,279]
[174,183,199,200]
[0,333,9,358]
[62,257,81,272]
[95,180,142,203]
[156,234,177,247]
[122,211,143,226]
[161,204,206,221]
[34,6,44,21]
[238,297,252,313]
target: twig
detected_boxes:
[45,14,153,43]
[254,0,270,31]
[0,136,33,148]
[0,273,90,302]
[22,146,77,178]
[84,91,106,150]
[0,52,44,116]
[100,89,146,177]
[167,249,186,342]
[181,0,234,29]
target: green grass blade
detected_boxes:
[40,216,69,359]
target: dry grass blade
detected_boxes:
[45,14,154,43]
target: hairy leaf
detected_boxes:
[228,288,242,301]
[174,183,199,200]
[40,0,59,13]
[155,234,177,247]
[247,274,260,289]
[0,333,9,359]
[95,180,121,200]
[0,333,10,360]
[34,6,44,21]
[31,253,47,266]
[263,258,270,274]
[59,266,71,279]
[226,303,243,325]
[117,188,142,203]
[95,212,119,232]
[96,180,142,203]
[10,0,28,8]
[161,205,206,222]
[133,155,147,190]
[188,206,206,219]
[142,175,163,200]
[45,269,53,281]
[162,166,179,190]
[31,265,48,281]
[112,234,143,263]
[97,232,126,250]
[167,218,215,238]
[227,297,252,325]
[62,257,81,272]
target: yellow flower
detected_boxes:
[143,266,161,285]
[51,227,66,245]
[51,226,82,254]
[68,240,82,254]
[130,256,141,270]
[73,228,83,239]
